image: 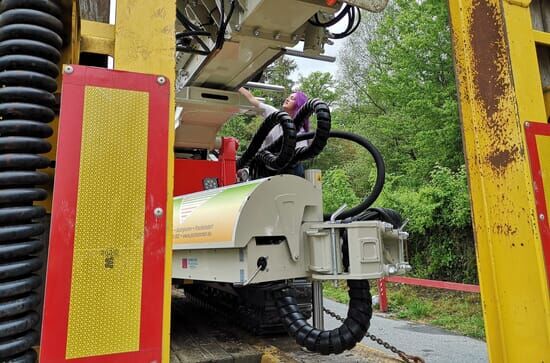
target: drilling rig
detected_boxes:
[0,0,548,362]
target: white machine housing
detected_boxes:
[172,175,410,284]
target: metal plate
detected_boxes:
[40,65,170,362]
[525,121,550,284]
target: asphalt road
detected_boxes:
[323,298,489,363]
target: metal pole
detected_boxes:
[312,281,324,329]
[244,81,286,92]
[284,49,336,63]
[330,204,347,276]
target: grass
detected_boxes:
[322,280,485,340]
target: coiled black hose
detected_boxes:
[0,0,63,361]
[275,280,372,355]
[264,98,332,165]
[295,130,385,221]
[237,111,296,171]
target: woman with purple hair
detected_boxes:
[238,87,310,147]
[239,87,310,176]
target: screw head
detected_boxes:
[540,213,545,221]
[64,65,74,74]
[157,76,166,85]
[253,28,261,37]
[273,32,281,40]
[154,208,164,217]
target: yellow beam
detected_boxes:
[448,0,550,362]
[80,20,115,56]
[533,30,550,46]
[113,1,176,362]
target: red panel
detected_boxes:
[173,137,237,196]
[525,121,550,284]
[40,65,170,362]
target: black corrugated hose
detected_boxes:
[243,98,331,179]
[295,130,385,221]
[236,111,297,171]
[274,280,372,355]
[240,101,385,222]
[264,98,332,165]
[0,0,63,361]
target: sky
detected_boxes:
[109,2,347,81]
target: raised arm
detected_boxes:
[238,87,261,108]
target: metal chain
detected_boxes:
[323,307,425,363]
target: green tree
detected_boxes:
[298,71,337,105]
[339,0,463,186]
[334,0,475,282]
[258,56,297,107]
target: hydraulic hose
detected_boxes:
[0,0,63,361]
[295,130,385,221]
[275,280,372,355]
[237,111,296,171]
[265,99,332,164]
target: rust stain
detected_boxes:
[493,222,518,236]
[470,0,506,120]
[469,0,520,175]
[487,145,519,171]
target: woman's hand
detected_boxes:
[238,87,260,107]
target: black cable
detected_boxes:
[309,5,351,28]
[295,130,385,221]
[176,8,211,53]
[214,0,236,50]
[330,6,361,39]
[236,111,296,171]
[351,207,403,226]
[176,8,201,31]
[176,30,211,38]
[239,99,383,221]
[264,99,332,165]
[175,46,210,56]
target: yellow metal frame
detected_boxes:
[113,2,176,361]
[65,1,176,360]
[80,20,115,56]
[449,0,550,361]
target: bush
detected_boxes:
[377,166,477,283]
[322,168,360,213]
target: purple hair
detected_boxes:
[290,91,310,132]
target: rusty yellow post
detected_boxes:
[113,1,176,361]
[448,0,550,361]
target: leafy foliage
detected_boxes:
[322,169,360,213]
[298,71,337,106]
[257,56,297,106]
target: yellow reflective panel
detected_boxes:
[66,86,149,359]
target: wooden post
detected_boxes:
[80,0,110,22]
